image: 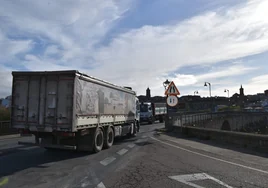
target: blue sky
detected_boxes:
[0,0,268,98]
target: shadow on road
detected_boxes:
[162,131,268,158]
[113,136,138,145]
[0,147,89,178]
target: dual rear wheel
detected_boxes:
[93,126,114,153]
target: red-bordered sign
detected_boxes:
[165,81,180,96]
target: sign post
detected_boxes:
[164,81,180,130]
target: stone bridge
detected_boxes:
[170,112,268,134]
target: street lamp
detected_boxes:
[224,89,229,98]
[194,91,198,96]
[163,79,171,90]
[163,79,171,112]
[204,82,211,97]
[163,79,171,129]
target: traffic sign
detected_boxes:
[165,81,180,96]
[167,95,178,107]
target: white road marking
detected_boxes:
[95,182,106,188]
[128,144,135,148]
[141,135,147,138]
[151,136,268,175]
[117,148,128,156]
[81,176,90,188]
[100,157,116,166]
[169,173,233,188]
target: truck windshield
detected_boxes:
[140,104,149,112]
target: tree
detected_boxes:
[0,107,10,121]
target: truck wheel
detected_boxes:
[104,126,114,149]
[149,117,154,124]
[93,128,104,153]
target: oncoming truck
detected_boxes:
[140,102,166,124]
[11,70,140,153]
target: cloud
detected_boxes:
[0,0,131,62]
[91,0,268,95]
[0,31,33,61]
[44,45,60,56]
[0,66,12,97]
[250,74,268,85]
[170,64,258,86]
[0,0,268,98]
[196,64,258,81]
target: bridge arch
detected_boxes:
[221,120,231,131]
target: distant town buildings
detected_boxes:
[138,85,268,112]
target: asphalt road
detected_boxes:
[1,123,268,188]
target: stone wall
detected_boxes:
[174,126,268,153]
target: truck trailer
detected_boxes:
[11,70,140,152]
[140,102,166,124]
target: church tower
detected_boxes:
[146,87,151,100]
[240,85,244,96]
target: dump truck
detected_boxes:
[140,102,166,124]
[11,70,140,152]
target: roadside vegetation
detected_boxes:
[0,107,11,121]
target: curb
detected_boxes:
[0,134,21,140]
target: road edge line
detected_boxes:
[151,136,268,175]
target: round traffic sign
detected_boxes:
[167,95,178,107]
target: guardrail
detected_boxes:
[0,121,18,136]
[0,121,10,128]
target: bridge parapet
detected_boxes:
[168,112,268,134]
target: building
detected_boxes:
[146,87,151,100]
[265,90,268,96]
[230,85,249,107]
[179,95,229,112]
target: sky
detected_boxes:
[1,0,268,98]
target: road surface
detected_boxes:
[1,123,268,188]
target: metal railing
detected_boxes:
[0,121,18,136]
[0,121,10,128]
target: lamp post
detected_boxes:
[194,91,198,96]
[163,79,170,91]
[204,82,212,112]
[163,79,171,110]
[224,89,229,98]
[204,82,211,97]
[163,79,170,129]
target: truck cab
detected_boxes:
[140,102,166,124]
[140,102,154,124]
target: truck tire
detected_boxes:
[104,126,114,149]
[148,117,154,124]
[93,128,104,153]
